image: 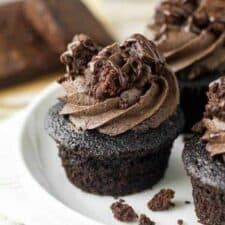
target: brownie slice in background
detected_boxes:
[24,0,114,53]
[0,1,60,88]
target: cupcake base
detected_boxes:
[46,102,184,196]
[183,135,225,225]
[179,72,221,131]
[59,144,171,196]
[191,177,225,225]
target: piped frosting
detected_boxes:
[58,34,179,136]
[148,0,225,80]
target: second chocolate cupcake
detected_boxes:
[183,76,225,225]
[148,0,225,130]
[45,33,184,196]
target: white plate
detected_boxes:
[18,83,200,225]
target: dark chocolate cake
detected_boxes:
[183,76,225,225]
[46,103,183,195]
[46,33,184,196]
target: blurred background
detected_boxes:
[0,0,158,121]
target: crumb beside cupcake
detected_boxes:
[183,76,225,225]
[45,33,184,196]
[148,0,225,130]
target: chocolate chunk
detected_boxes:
[85,34,165,101]
[111,201,138,222]
[147,189,175,211]
[0,2,60,88]
[139,214,155,225]
[24,0,114,53]
[177,219,184,225]
[60,34,100,77]
[204,76,225,121]
[184,200,191,204]
[86,44,127,100]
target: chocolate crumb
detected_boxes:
[177,219,183,225]
[111,201,138,222]
[204,76,225,121]
[139,214,155,225]
[85,33,165,101]
[147,189,175,211]
[185,200,191,204]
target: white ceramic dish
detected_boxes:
[18,83,200,225]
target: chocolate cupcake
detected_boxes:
[45,33,184,196]
[148,0,225,130]
[183,76,225,225]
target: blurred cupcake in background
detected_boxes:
[147,0,225,131]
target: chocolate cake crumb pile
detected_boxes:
[86,34,165,101]
[60,34,100,77]
[110,189,190,224]
[147,189,175,211]
[59,33,167,104]
[111,200,138,222]
[139,214,155,225]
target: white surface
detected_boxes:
[101,0,158,41]
[15,84,200,225]
[0,114,73,225]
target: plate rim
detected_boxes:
[17,83,104,225]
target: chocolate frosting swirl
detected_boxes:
[59,34,179,136]
[193,76,225,158]
[148,0,225,80]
